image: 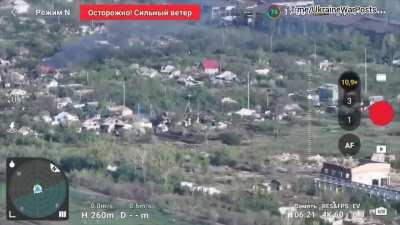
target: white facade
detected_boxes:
[204,68,219,75]
[351,163,390,186]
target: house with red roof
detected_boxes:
[202,59,220,75]
[36,63,55,75]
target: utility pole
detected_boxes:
[266,88,272,109]
[222,28,225,48]
[270,33,273,52]
[185,94,192,114]
[196,101,200,124]
[314,40,317,72]
[364,47,368,96]
[122,81,126,106]
[247,72,250,109]
[270,22,275,52]
[391,55,394,73]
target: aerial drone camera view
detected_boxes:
[0,0,400,225]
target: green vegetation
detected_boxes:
[220,131,241,146]
[2,1,400,224]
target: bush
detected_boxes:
[60,156,103,172]
[391,160,400,170]
[221,191,280,215]
[392,201,400,214]
[220,132,241,146]
[209,151,237,167]
[15,136,38,146]
[112,164,143,182]
[246,122,274,134]
[294,177,316,196]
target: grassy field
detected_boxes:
[271,118,400,157]
[212,116,400,162]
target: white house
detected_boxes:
[17,126,37,137]
[319,59,335,72]
[160,65,176,74]
[82,115,101,131]
[221,97,238,105]
[369,95,384,105]
[235,108,257,117]
[108,105,134,119]
[53,112,79,126]
[202,59,219,75]
[216,71,237,81]
[9,89,27,97]
[0,58,12,67]
[12,0,30,14]
[46,79,58,89]
[106,164,118,172]
[55,97,72,110]
[254,68,270,76]
[180,181,222,196]
[100,117,126,134]
[321,160,391,187]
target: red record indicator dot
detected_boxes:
[369,101,395,126]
